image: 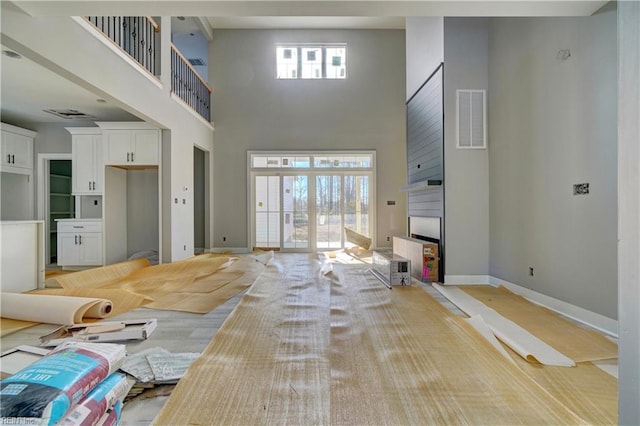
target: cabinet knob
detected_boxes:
[79,235,82,245]
[11,154,15,164]
[131,152,135,162]
[127,152,130,162]
[75,235,78,245]
[89,181,92,190]
[6,154,10,163]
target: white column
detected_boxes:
[618,1,640,424]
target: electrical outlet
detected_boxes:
[573,183,589,195]
[529,267,534,277]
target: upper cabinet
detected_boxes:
[66,128,103,195]
[1,123,35,175]
[101,127,160,166]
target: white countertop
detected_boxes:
[55,218,103,222]
[0,220,45,225]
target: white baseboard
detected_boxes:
[208,247,252,254]
[444,275,492,285]
[489,276,618,338]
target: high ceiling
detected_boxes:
[2,0,609,127]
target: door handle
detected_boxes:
[79,235,82,245]
[131,152,134,162]
[89,181,92,190]
[6,154,10,163]
[127,152,130,162]
[11,154,15,164]
[75,235,78,245]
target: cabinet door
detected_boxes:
[1,131,33,173]
[103,130,133,165]
[58,233,80,265]
[131,130,159,165]
[72,135,96,194]
[79,233,102,265]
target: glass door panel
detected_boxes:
[255,175,280,248]
[316,175,342,249]
[283,175,309,249]
[344,175,370,246]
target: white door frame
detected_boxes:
[37,153,72,265]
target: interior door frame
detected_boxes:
[37,153,73,266]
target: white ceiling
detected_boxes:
[0,47,140,126]
[2,0,609,127]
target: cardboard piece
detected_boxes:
[39,319,157,347]
[372,250,411,286]
[0,345,51,378]
[393,236,439,282]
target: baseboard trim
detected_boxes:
[208,247,252,254]
[488,276,618,338]
[444,275,492,285]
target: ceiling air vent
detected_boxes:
[188,58,206,66]
[43,109,96,120]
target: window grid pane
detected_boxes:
[276,44,347,80]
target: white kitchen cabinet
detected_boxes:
[67,128,103,195]
[57,219,103,267]
[1,123,35,174]
[103,129,160,166]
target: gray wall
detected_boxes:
[210,29,407,249]
[443,18,490,277]
[126,169,159,256]
[405,17,443,101]
[488,10,618,318]
[32,123,77,155]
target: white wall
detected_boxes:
[405,17,443,101]
[443,18,490,277]
[210,29,406,249]
[488,10,618,319]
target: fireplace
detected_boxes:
[408,216,444,283]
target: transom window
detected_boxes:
[276,44,347,80]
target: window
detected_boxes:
[276,44,347,80]
[249,151,375,251]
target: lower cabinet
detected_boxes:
[57,220,103,267]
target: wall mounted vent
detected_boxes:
[456,90,486,149]
[188,58,206,66]
[43,109,96,120]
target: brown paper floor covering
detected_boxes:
[506,344,618,425]
[0,318,39,337]
[461,285,618,362]
[50,254,263,314]
[1,255,265,336]
[154,255,591,425]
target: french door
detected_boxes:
[250,151,375,252]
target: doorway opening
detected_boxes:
[194,146,209,253]
[37,153,73,267]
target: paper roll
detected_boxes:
[0,293,113,325]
